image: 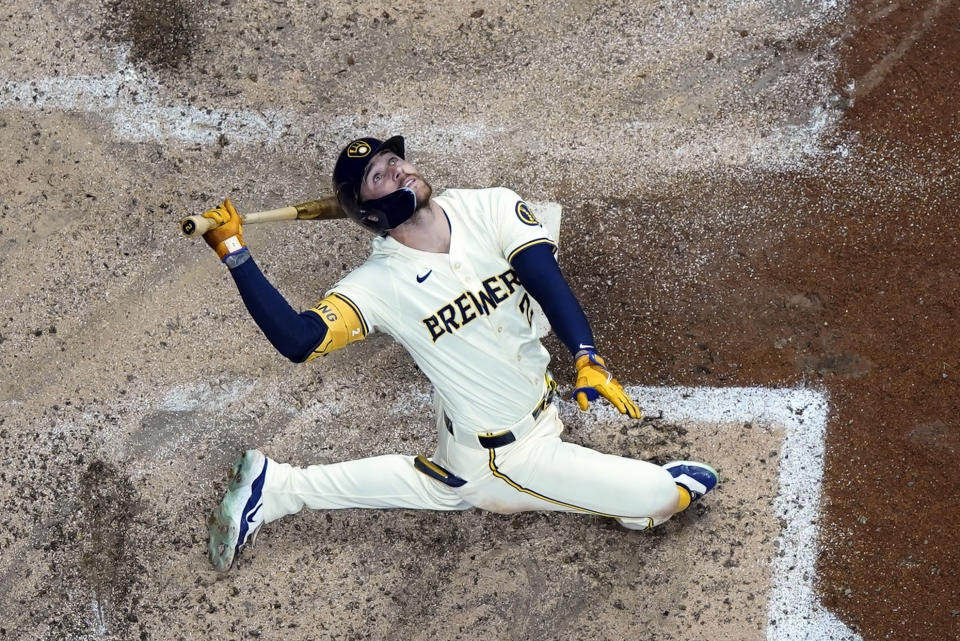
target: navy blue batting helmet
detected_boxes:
[332,135,417,233]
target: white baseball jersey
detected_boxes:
[328,187,556,434]
[246,188,691,536]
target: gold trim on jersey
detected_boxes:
[507,238,558,263]
[487,449,654,529]
[331,292,369,334]
[305,292,368,360]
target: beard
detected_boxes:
[411,174,433,208]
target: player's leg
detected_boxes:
[472,440,679,528]
[259,452,471,523]
[456,406,691,528]
[208,450,471,571]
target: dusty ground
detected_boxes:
[1,0,957,640]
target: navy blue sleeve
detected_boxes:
[509,242,595,357]
[226,250,328,363]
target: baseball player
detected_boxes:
[203,136,718,571]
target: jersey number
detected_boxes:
[518,293,534,327]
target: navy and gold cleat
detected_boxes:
[663,460,718,512]
[208,449,268,572]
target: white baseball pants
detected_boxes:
[259,404,680,530]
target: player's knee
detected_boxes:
[617,470,680,530]
[650,466,681,517]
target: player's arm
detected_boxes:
[226,252,334,362]
[509,241,594,357]
[202,200,364,362]
[510,242,640,418]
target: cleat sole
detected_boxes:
[207,450,268,572]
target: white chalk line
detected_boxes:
[152,381,859,640]
[0,58,292,146]
[622,386,861,641]
[0,47,500,150]
[0,46,844,171]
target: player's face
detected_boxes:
[359,151,431,205]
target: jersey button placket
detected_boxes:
[451,255,477,290]
[449,254,469,283]
[450,251,496,331]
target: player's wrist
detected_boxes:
[223,246,251,268]
[216,235,247,261]
[575,350,605,370]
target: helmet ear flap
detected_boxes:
[335,185,417,234]
[359,187,418,233]
[361,212,380,228]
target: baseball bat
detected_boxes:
[180,197,344,237]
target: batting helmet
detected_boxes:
[332,135,418,234]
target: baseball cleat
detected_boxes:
[208,449,268,572]
[663,460,718,512]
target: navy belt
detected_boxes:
[468,380,558,449]
[477,430,517,449]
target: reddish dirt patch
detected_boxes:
[560,1,959,639]
[818,2,960,639]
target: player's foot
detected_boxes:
[663,460,718,513]
[208,449,268,572]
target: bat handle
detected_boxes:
[180,215,217,237]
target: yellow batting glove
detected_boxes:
[202,198,246,261]
[572,351,642,419]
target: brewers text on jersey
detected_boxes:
[422,267,534,342]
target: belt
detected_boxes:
[445,375,558,449]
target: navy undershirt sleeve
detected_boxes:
[510,242,595,357]
[226,249,328,362]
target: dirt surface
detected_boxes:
[566,2,960,639]
[1,0,958,640]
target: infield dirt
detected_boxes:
[1,1,958,640]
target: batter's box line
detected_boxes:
[620,385,861,641]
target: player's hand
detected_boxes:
[202,198,246,260]
[572,351,642,419]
